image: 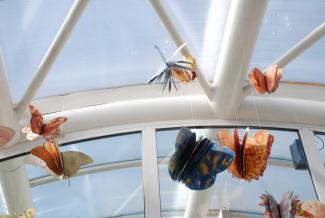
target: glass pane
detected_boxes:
[27,132,142,180]
[314,132,325,165]
[32,167,144,218]
[249,0,325,83]
[156,127,317,215]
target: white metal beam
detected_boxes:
[141,127,162,218]
[147,0,214,100]
[242,22,325,98]
[0,51,33,215]
[213,0,268,117]
[15,0,90,119]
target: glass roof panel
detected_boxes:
[32,167,144,218]
[26,132,142,180]
[0,0,228,101]
[0,0,73,102]
[249,0,325,83]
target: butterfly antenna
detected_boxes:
[170,42,187,61]
[153,44,168,64]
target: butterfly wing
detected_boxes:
[28,105,44,135]
[21,127,39,141]
[248,68,267,94]
[0,126,15,146]
[43,141,63,171]
[279,192,296,218]
[244,130,274,180]
[265,65,282,93]
[30,143,63,176]
[217,129,242,179]
[259,192,281,218]
[61,151,93,177]
[42,117,67,139]
[298,200,325,218]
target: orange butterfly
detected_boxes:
[22,105,67,141]
[217,128,274,181]
[26,141,93,178]
[248,64,282,94]
[0,125,15,147]
[296,200,325,218]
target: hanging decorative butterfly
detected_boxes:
[25,141,93,178]
[248,64,282,94]
[0,125,15,147]
[259,191,300,218]
[169,128,234,190]
[296,200,325,218]
[217,128,274,181]
[0,208,35,218]
[22,105,67,141]
[148,44,197,91]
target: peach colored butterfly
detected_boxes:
[248,64,282,94]
[217,128,274,181]
[296,200,325,218]
[25,141,93,179]
[22,105,67,141]
[0,125,15,147]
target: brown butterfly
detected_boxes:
[217,128,274,181]
[22,105,67,141]
[0,125,15,147]
[248,64,282,94]
[25,141,93,178]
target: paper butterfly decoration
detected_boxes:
[296,200,325,218]
[0,125,15,147]
[217,128,274,181]
[169,128,234,190]
[22,105,67,141]
[25,141,93,178]
[0,208,35,218]
[148,44,197,91]
[259,191,300,218]
[248,64,282,94]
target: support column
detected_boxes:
[0,52,33,215]
[0,158,33,214]
[184,187,214,218]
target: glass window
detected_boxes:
[32,167,144,218]
[314,132,325,165]
[26,132,142,180]
[156,127,317,216]
[249,0,325,84]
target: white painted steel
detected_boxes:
[243,22,325,98]
[0,158,32,215]
[15,0,90,119]
[213,0,268,116]
[299,128,325,201]
[0,52,33,215]
[184,186,214,218]
[141,127,161,218]
[147,0,214,100]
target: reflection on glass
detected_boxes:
[32,168,144,218]
[314,133,325,165]
[26,132,142,180]
[156,127,317,216]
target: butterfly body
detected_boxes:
[22,105,67,141]
[148,45,196,91]
[27,141,93,178]
[259,192,299,218]
[248,65,282,94]
[169,128,234,190]
[218,128,274,181]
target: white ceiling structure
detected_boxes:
[0,0,325,217]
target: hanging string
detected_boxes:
[315,134,325,151]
